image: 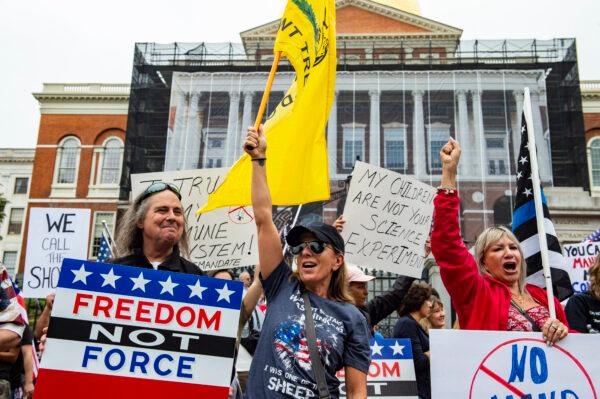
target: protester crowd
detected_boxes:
[3,128,599,399]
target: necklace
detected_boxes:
[512,290,528,308]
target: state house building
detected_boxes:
[122,0,589,245]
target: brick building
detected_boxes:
[18,83,129,274]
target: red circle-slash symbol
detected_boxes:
[228,206,254,225]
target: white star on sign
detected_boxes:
[72,264,92,285]
[100,268,121,288]
[370,341,384,356]
[130,272,150,292]
[215,283,235,303]
[159,276,179,295]
[523,188,532,197]
[187,280,207,299]
[390,340,405,355]
[519,156,528,165]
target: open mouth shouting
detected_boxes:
[502,261,518,274]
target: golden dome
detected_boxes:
[372,0,421,15]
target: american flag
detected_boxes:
[512,111,573,301]
[584,227,600,243]
[8,275,40,378]
[96,233,112,262]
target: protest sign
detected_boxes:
[35,258,243,399]
[22,208,90,298]
[562,242,600,293]
[337,338,418,398]
[430,329,599,398]
[341,162,435,277]
[131,169,258,271]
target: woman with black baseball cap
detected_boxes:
[243,125,370,399]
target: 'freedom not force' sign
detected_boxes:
[35,259,243,399]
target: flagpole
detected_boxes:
[523,87,556,319]
[245,51,282,150]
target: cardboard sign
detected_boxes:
[562,242,600,293]
[337,338,418,398]
[341,162,435,277]
[35,258,243,399]
[22,208,90,298]
[131,169,258,271]
[430,329,600,398]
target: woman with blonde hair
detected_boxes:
[565,254,600,333]
[430,138,569,344]
[243,125,370,399]
[420,296,446,333]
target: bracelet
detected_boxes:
[251,157,266,162]
[436,185,456,194]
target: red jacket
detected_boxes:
[431,191,569,331]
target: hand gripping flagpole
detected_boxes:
[245,51,282,150]
[523,87,556,319]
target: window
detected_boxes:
[7,208,24,235]
[13,178,28,194]
[486,138,505,149]
[590,137,600,189]
[91,212,115,258]
[209,138,223,148]
[57,137,80,184]
[343,124,365,169]
[206,158,223,169]
[427,125,449,172]
[383,126,406,170]
[100,138,123,184]
[2,252,17,276]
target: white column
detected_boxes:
[512,90,524,165]
[239,91,254,160]
[327,91,338,177]
[456,90,470,176]
[369,90,381,166]
[165,92,189,171]
[412,90,425,177]
[471,89,484,175]
[530,90,551,181]
[183,92,201,170]
[225,91,241,167]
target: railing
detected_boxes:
[134,38,577,68]
[41,83,130,94]
[581,80,600,91]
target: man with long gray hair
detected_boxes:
[110,182,203,275]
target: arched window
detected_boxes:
[57,137,80,184]
[100,138,123,184]
[589,137,600,192]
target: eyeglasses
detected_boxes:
[290,241,329,256]
[137,182,182,203]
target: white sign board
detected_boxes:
[341,162,435,278]
[131,169,258,271]
[562,242,599,293]
[431,329,600,398]
[22,208,90,298]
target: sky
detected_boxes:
[1,0,598,148]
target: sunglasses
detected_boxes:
[290,241,329,256]
[137,182,182,203]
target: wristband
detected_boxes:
[436,185,456,194]
[251,157,267,162]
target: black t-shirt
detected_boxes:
[109,246,204,276]
[565,292,600,334]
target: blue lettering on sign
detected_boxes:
[508,345,548,384]
[490,392,579,399]
[81,345,195,379]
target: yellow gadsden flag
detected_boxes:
[199,0,336,213]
